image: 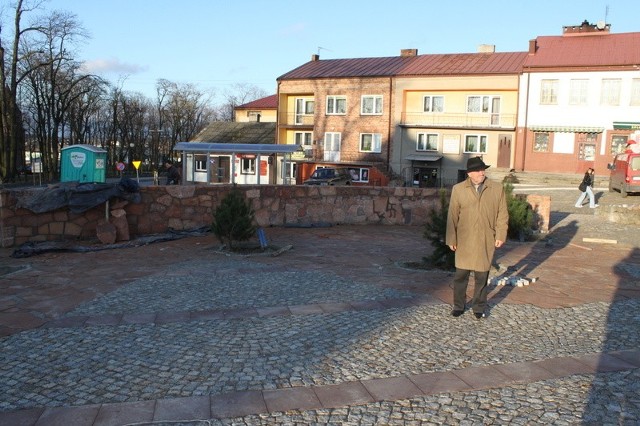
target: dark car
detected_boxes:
[17,165,32,175]
[303,167,352,185]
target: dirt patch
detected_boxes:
[0,264,30,277]
[212,242,293,257]
[396,260,454,272]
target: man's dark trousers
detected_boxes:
[452,269,489,313]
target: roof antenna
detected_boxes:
[604,5,609,24]
[317,46,331,55]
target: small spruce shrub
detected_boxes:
[211,185,257,250]
[423,188,455,270]
[504,182,534,241]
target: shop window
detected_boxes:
[533,132,550,152]
[611,135,628,155]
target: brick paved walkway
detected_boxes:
[1,187,639,425]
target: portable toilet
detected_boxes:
[60,144,107,183]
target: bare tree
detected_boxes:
[66,74,108,146]
[2,2,264,183]
[218,82,269,121]
[20,8,91,180]
[0,0,50,181]
[157,79,214,160]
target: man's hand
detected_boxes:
[449,245,456,251]
[495,240,504,248]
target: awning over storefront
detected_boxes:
[613,122,640,130]
[405,154,443,162]
[528,125,604,133]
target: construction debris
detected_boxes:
[489,274,539,287]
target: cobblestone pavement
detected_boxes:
[0,184,639,425]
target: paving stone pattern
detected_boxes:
[0,183,639,425]
[65,262,414,316]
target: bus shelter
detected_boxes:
[172,142,302,185]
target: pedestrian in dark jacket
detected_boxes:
[575,168,597,208]
[165,160,181,185]
[446,157,509,320]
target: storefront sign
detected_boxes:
[613,121,640,130]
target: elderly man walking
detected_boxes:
[446,157,509,319]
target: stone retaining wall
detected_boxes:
[0,185,551,248]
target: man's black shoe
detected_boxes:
[451,310,464,317]
[474,312,486,320]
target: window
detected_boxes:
[324,132,341,150]
[423,96,444,112]
[294,132,313,147]
[295,98,314,124]
[281,161,297,180]
[540,79,559,104]
[600,79,621,106]
[360,133,382,153]
[577,133,598,161]
[464,135,487,154]
[348,168,369,182]
[194,154,208,171]
[630,79,640,106]
[240,157,255,174]
[361,95,383,115]
[323,132,341,162]
[326,96,347,114]
[578,143,596,161]
[611,135,628,155]
[417,133,438,151]
[569,79,588,105]
[467,96,489,113]
[466,96,501,124]
[533,132,550,152]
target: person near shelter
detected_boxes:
[446,157,509,320]
[165,160,181,185]
[575,168,598,208]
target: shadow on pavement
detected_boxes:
[489,220,578,308]
[583,247,640,423]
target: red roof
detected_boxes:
[278,52,528,81]
[524,32,640,69]
[235,94,277,109]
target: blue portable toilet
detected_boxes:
[60,144,107,183]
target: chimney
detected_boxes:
[477,44,495,53]
[400,49,418,57]
[311,54,319,61]
[562,20,610,36]
[528,39,537,54]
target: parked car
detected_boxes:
[17,165,32,175]
[608,152,640,197]
[303,167,352,185]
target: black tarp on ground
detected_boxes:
[16,178,141,214]
[11,227,210,258]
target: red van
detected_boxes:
[608,152,640,197]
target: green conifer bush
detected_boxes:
[211,185,257,249]
[503,182,534,241]
[423,188,455,270]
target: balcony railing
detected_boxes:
[278,111,516,129]
[279,112,314,126]
[401,112,516,129]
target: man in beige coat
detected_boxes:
[446,157,508,319]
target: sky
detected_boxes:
[25,0,640,103]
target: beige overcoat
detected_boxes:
[446,177,508,271]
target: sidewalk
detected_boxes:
[1,187,639,425]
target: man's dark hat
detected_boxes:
[466,157,490,172]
